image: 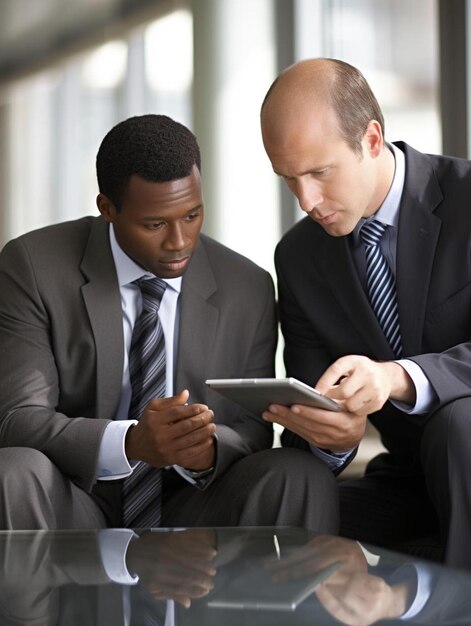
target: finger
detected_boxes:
[173,425,216,451]
[315,357,357,394]
[263,407,361,450]
[150,568,216,588]
[174,436,215,462]
[263,404,336,428]
[147,404,212,424]
[172,410,215,435]
[147,389,190,411]
[327,375,365,401]
[149,581,214,604]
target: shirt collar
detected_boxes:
[352,143,405,242]
[109,224,182,293]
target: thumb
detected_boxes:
[149,388,190,410]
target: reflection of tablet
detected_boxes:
[205,377,340,414]
[207,560,340,611]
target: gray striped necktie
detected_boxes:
[360,220,403,358]
[122,276,167,529]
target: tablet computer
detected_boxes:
[207,559,340,611]
[205,377,340,414]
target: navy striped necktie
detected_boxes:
[360,220,403,358]
[122,276,167,529]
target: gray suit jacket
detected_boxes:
[0,216,276,516]
[275,142,471,461]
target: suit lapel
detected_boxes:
[80,217,124,419]
[317,231,396,359]
[395,143,442,356]
[176,236,218,398]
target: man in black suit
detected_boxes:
[260,58,471,569]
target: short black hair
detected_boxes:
[96,114,201,209]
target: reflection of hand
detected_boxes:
[265,535,368,583]
[266,535,408,626]
[126,529,217,607]
[125,389,216,470]
[316,571,409,626]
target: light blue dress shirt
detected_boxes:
[311,144,438,470]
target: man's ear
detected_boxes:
[363,120,383,158]
[96,193,116,223]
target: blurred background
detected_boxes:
[0,0,455,259]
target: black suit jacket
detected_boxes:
[275,142,471,463]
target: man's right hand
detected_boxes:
[124,389,216,470]
[263,354,416,451]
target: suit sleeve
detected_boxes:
[0,238,109,492]
[206,269,278,482]
[274,244,339,452]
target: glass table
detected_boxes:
[0,526,470,625]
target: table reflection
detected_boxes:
[0,527,470,625]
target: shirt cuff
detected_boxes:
[309,445,355,470]
[96,420,137,480]
[399,564,431,619]
[391,360,438,415]
[98,529,139,584]
[173,464,215,486]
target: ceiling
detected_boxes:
[0,0,182,84]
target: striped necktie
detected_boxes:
[122,276,167,529]
[360,220,403,358]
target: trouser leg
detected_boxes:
[0,447,107,529]
[339,454,440,553]
[421,397,471,569]
[161,447,339,534]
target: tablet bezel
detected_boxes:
[205,377,340,414]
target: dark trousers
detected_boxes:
[339,397,471,569]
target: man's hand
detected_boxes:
[263,402,366,451]
[263,356,415,451]
[316,570,407,626]
[125,389,216,470]
[265,535,368,583]
[126,529,217,608]
[265,536,408,626]
[316,355,416,414]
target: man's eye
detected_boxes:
[146,222,164,230]
[185,213,199,221]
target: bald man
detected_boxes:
[260,58,471,569]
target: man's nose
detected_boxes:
[296,179,324,213]
[164,224,186,250]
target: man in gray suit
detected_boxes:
[260,59,471,568]
[0,114,338,531]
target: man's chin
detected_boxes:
[153,256,192,279]
[321,224,350,237]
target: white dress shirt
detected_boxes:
[96,225,181,480]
